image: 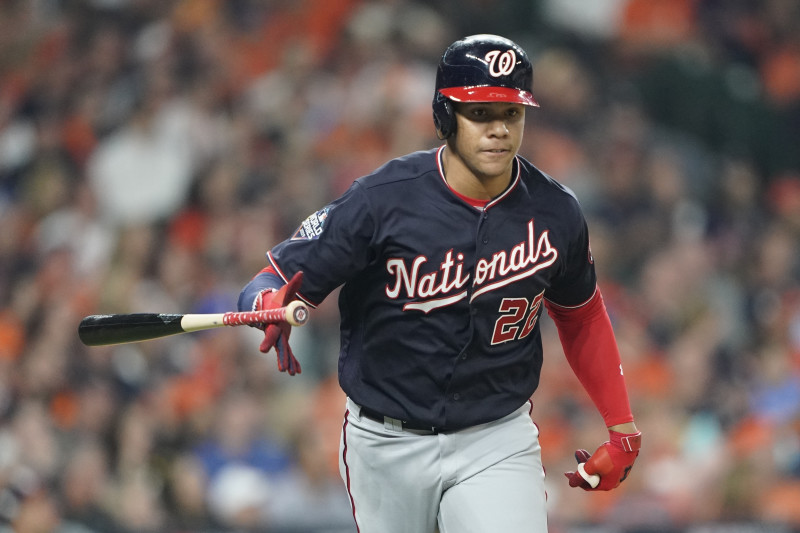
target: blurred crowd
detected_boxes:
[1,0,799,532]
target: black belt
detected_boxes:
[359,406,440,434]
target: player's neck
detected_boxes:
[441,147,514,200]
[447,184,489,209]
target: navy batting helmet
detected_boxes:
[433,34,539,139]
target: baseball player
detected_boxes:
[239,34,641,533]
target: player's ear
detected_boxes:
[433,94,456,139]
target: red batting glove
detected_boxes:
[564,430,641,491]
[254,271,304,375]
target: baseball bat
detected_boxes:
[78,301,309,346]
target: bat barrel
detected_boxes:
[78,313,185,346]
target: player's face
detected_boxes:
[450,102,525,182]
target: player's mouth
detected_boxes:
[482,148,511,156]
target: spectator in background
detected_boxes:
[0,0,799,531]
[266,424,355,531]
[86,91,195,228]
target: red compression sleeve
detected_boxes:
[545,288,634,427]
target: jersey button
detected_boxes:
[452,393,461,401]
[482,237,489,244]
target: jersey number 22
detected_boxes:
[491,291,545,345]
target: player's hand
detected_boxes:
[254,271,304,375]
[564,430,641,491]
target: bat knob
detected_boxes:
[287,301,309,326]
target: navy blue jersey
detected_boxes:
[267,146,596,429]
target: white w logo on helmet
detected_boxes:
[485,49,516,77]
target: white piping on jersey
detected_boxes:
[470,259,556,302]
[544,286,599,309]
[403,290,468,313]
[436,145,521,209]
[267,251,319,309]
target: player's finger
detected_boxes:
[260,325,281,353]
[574,449,591,463]
[564,470,591,489]
[282,271,304,303]
[284,340,301,375]
[278,339,290,374]
[583,444,613,476]
[275,336,301,375]
[564,449,596,490]
[276,337,288,372]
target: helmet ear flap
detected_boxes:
[432,93,455,139]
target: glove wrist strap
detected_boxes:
[253,288,278,311]
[609,430,642,452]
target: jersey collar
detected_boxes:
[436,145,520,211]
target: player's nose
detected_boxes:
[488,119,510,137]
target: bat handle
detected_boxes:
[222,301,309,327]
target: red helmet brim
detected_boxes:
[438,86,539,107]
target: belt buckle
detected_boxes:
[402,419,439,434]
[359,404,439,434]
[384,416,403,432]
